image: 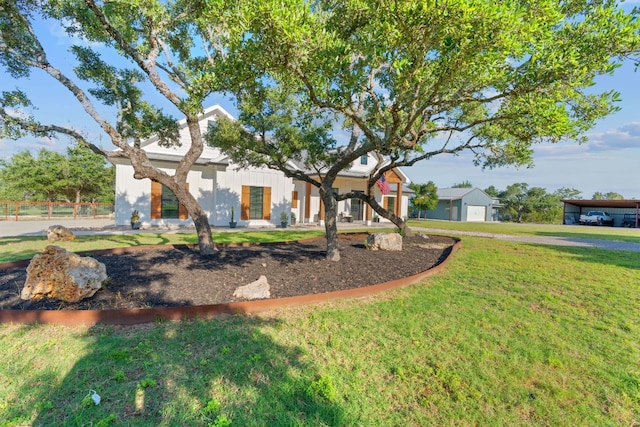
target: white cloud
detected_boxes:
[0,135,66,161]
[586,122,640,151]
[3,107,28,119]
[529,121,640,160]
[48,20,104,49]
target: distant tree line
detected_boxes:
[409,181,628,224]
[0,144,114,203]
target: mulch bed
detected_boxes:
[0,233,455,311]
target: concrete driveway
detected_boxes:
[0,218,116,238]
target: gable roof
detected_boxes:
[139,105,234,150]
[131,105,410,180]
[291,151,411,182]
[437,187,474,199]
[437,187,488,200]
[137,105,232,165]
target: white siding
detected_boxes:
[113,105,410,227]
[215,165,294,226]
[113,161,218,227]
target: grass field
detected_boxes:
[1,224,639,425]
[0,230,327,264]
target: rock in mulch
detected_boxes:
[21,245,107,302]
[366,232,403,251]
[47,225,75,241]
[233,275,271,300]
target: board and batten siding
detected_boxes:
[150,181,189,220]
[114,161,293,227]
[113,162,217,226]
[215,165,294,226]
[240,185,271,220]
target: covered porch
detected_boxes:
[291,170,407,226]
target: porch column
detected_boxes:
[395,183,402,217]
[305,182,312,223]
[366,203,372,226]
[319,198,325,224]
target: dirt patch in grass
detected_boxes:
[0,233,455,311]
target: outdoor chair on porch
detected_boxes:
[338,212,353,223]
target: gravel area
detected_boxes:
[413,227,640,252]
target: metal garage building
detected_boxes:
[428,188,496,222]
[562,199,640,227]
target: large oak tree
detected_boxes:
[2,0,639,261]
[0,0,240,255]
[207,0,639,260]
[0,144,114,202]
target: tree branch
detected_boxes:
[83,0,183,108]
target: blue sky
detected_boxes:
[2,6,639,199]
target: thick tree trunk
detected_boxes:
[396,217,412,236]
[192,210,216,256]
[366,195,412,236]
[320,190,341,261]
[177,188,217,256]
[383,209,411,236]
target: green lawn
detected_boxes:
[1,227,639,425]
[0,230,327,264]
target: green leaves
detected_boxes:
[0,143,114,202]
[208,84,338,171]
[218,0,640,170]
[409,181,439,213]
[498,182,563,223]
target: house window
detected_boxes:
[360,155,368,165]
[241,186,272,220]
[385,195,396,213]
[161,186,180,218]
[249,187,264,219]
[150,181,188,220]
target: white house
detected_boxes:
[112,105,411,228]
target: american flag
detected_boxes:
[376,175,391,195]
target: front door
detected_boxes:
[351,191,364,221]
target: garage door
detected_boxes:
[466,205,486,222]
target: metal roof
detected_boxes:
[437,187,479,200]
[562,199,640,208]
[144,151,229,166]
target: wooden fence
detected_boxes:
[0,201,114,221]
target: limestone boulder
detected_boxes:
[20,245,107,302]
[366,232,403,251]
[233,275,271,300]
[47,225,75,242]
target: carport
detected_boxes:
[562,199,640,227]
